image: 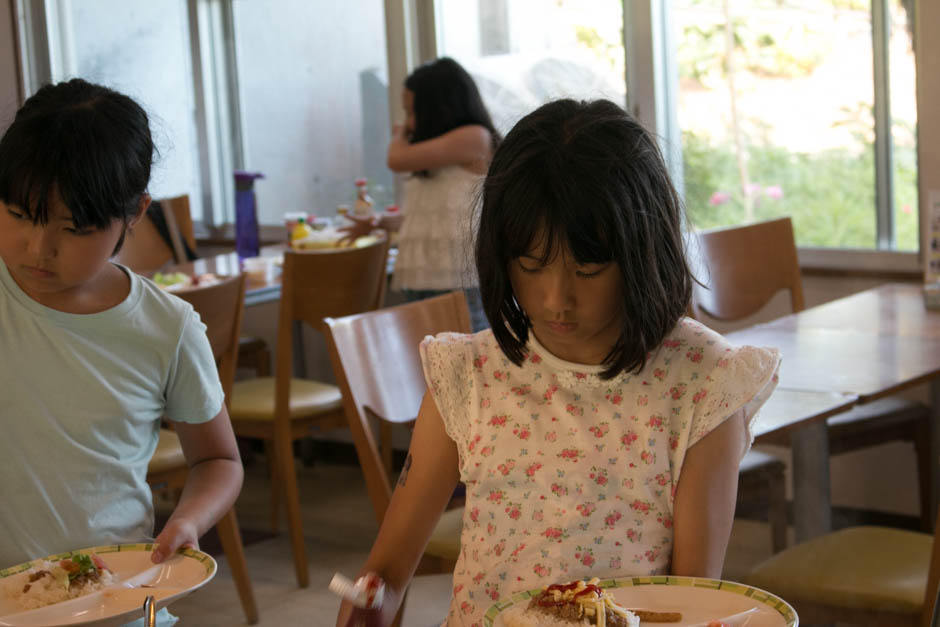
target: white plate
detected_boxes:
[484,576,797,627]
[0,544,216,626]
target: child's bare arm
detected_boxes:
[671,409,746,578]
[151,406,243,563]
[336,392,460,627]
[387,123,491,173]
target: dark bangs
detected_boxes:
[476,98,692,379]
[0,80,153,229]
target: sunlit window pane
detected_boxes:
[436,0,626,135]
[231,0,393,224]
[675,0,914,250]
[62,0,204,220]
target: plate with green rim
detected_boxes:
[0,543,216,626]
[484,575,797,626]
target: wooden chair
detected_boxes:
[146,273,258,624]
[690,217,933,538]
[323,291,470,626]
[744,505,940,627]
[115,194,196,273]
[227,236,391,588]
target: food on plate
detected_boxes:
[152,271,190,289]
[628,609,683,623]
[2,553,115,611]
[502,578,639,627]
[152,272,221,292]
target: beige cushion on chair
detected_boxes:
[147,429,186,475]
[745,526,930,615]
[229,377,343,420]
[425,507,464,561]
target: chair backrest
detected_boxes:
[690,216,804,322]
[172,273,247,402]
[323,291,472,523]
[272,236,390,416]
[115,194,196,273]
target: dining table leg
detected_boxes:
[930,380,940,523]
[791,420,832,542]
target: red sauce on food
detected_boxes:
[536,582,603,606]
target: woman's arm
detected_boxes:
[671,409,746,578]
[387,123,492,173]
[336,392,460,627]
[151,406,244,563]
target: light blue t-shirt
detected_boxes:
[0,260,224,572]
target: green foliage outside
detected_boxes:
[682,129,918,250]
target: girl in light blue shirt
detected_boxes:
[0,79,244,625]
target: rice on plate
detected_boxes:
[1,553,114,611]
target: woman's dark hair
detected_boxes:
[404,57,500,150]
[476,98,692,379]
[0,78,154,233]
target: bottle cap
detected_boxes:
[355,178,368,186]
[385,205,400,213]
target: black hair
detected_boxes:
[404,57,501,151]
[475,99,692,379]
[0,78,154,236]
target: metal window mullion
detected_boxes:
[14,0,52,96]
[625,1,683,198]
[872,0,894,250]
[188,0,241,226]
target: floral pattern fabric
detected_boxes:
[419,318,780,627]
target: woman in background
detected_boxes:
[343,57,499,331]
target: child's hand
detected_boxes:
[151,517,200,563]
[338,215,376,244]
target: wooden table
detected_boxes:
[173,245,285,306]
[728,282,940,540]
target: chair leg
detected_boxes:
[914,415,933,532]
[264,440,280,533]
[274,430,309,588]
[215,508,259,624]
[767,467,788,553]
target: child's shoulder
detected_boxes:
[420,328,499,369]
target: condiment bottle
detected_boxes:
[353,178,374,218]
[290,216,314,247]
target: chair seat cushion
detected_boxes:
[229,377,343,421]
[426,506,463,561]
[148,429,185,474]
[745,526,930,614]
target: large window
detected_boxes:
[14,0,919,258]
[673,0,916,251]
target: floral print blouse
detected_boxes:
[419,318,780,627]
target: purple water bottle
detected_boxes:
[234,170,265,259]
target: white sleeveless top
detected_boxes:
[391,165,482,291]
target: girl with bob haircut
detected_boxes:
[337,99,780,627]
[342,57,499,331]
[0,79,243,626]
